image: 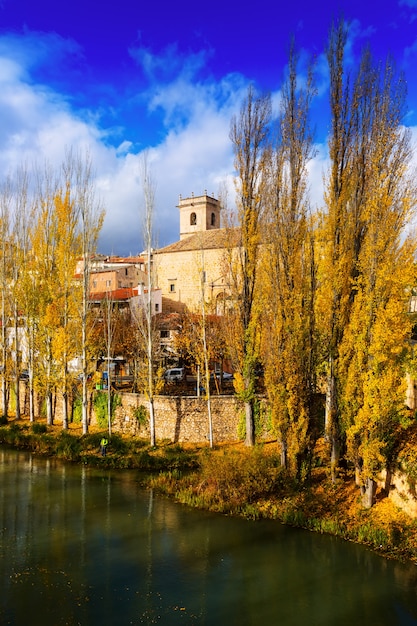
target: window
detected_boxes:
[155,303,159,312]
[170,283,176,292]
[190,212,197,225]
[93,280,97,288]
[106,280,111,287]
[211,212,216,226]
[160,330,169,338]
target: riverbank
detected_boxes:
[0,417,416,564]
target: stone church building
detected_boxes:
[155,193,237,315]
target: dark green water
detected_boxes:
[0,447,416,625]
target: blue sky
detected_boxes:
[1,0,417,254]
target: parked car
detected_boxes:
[163,367,185,382]
[19,370,29,381]
[214,371,233,380]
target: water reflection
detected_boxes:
[0,447,416,625]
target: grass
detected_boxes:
[0,417,200,472]
[0,418,416,563]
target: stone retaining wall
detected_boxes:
[113,393,242,443]
[5,384,243,444]
[378,469,417,518]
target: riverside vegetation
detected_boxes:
[1,417,417,565]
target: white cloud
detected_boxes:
[0,34,245,256]
[307,142,328,212]
[0,33,335,258]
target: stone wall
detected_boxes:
[113,393,242,443]
[5,384,243,445]
[378,469,417,518]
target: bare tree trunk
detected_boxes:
[14,302,20,420]
[149,396,155,447]
[46,392,53,426]
[66,150,104,435]
[245,400,255,447]
[362,477,376,509]
[325,364,339,482]
[384,467,392,497]
[62,346,69,430]
[0,182,9,419]
[139,153,157,447]
[279,436,287,469]
[62,391,69,430]
[1,294,8,418]
[200,243,213,448]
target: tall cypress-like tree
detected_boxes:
[52,186,82,429]
[229,85,271,446]
[319,19,417,488]
[338,57,417,505]
[261,45,317,476]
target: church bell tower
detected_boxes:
[178,192,221,240]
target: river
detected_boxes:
[0,447,416,625]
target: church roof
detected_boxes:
[155,228,239,254]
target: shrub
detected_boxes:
[237,399,272,440]
[56,431,81,461]
[195,448,283,513]
[0,415,8,425]
[93,391,121,429]
[356,522,389,547]
[72,395,82,424]
[80,432,103,449]
[107,433,128,455]
[32,422,48,434]
[132,404,148,426]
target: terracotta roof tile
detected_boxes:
[155,228,239,254]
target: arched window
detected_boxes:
[211,212,216,226]
[190,212,197,225]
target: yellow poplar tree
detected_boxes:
[229,85,271,446]
[340,176,417,506]
[31,187,60,425]
[261,44,317,477]
[51,187,82,429]
[31,181,82,427]
[317,19,417,486]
